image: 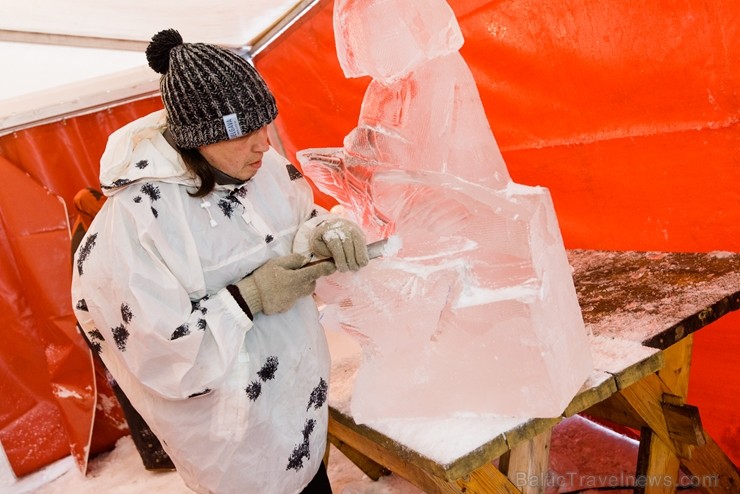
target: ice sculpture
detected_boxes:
[298,0,592,423]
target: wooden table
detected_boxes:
[326,250,740,494]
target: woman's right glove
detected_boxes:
[232,253,336,316]
[309,219,369,272]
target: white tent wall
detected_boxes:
[0,0,316,134]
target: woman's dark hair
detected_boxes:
[179,146,216,197]
[163,128,216,197]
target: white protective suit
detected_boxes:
[72,110,333,494]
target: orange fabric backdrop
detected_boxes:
[0,98,162,476]
[254,0,740,463]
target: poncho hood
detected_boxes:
[99,110,197,196]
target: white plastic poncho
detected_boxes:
[72,110,333,494]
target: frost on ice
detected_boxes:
[299,0,592,423]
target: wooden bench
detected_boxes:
[326,250,740,493]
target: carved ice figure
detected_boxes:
[298,0,592,423]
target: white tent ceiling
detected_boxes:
[0,0,315,133]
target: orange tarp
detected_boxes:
[0,100,161,476]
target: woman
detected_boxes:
[72,29,368,494]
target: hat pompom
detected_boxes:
[146,29,184,74]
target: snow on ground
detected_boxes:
[5,415,706,494]
[5,436,420,494]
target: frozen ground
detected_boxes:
[4,415,705,494]
[4,436,417,494]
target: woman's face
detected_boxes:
[198,126,270,181]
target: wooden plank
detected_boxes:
[584,391,647,430]
[657,335,693,399]
[661,401,706,448]
[503,418,560,454]
[329,412,455,493]
[659,337,697,459]
[588,334,663,390]
[643,295,740,349]
[620,375,680,453]
[329,413,520,494]
[635,427,680,494]
[452,463,522,494]
[328,434,390,481]
[562,370,618,417]
[568,250,740,347]
[620,374,740,494]
[500,430,552,494]
[680,435,740,494]
[329,408,449,480]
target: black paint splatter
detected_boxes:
[101,178,131,190]
[134,183,161,218]
[218,199,236,218]
[257,356,279,381]
[171,323,190,340]
[218,190,246,218]
[265,234,274,243]
[306,378,328,411]
[197,319,207,330]
[309,209,318,219]
[135,160,149,169]
[191,296,209,315]
[246,381,262,401]
[112,324,130,351]
[141,183,161,201]
[76,232,98,275]
[88,329,105,341]
[244,356,280,402]
[121,303,133,324]
[76,299,88,312]
[286,164,303,181]
[88,340,102,354]
[286,419,316,471]
[188,388,211,398]
[87,329,105,354]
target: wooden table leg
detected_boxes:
[632,338,692,493]
[618,337,740,493]
[499,429,552,494]
[328,433,390,480]
[635,426,681,494]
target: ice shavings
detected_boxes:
[453,278,539,308]
[380,234,403,257]
[322,220,349,241]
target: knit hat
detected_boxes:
[145,29,278,149]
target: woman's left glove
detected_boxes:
[309,219,369,272]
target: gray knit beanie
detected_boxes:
[145,29,278,149]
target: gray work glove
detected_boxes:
[309,219,370,272]
[235,254,336,315]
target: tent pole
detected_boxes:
[246,0,319,58]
